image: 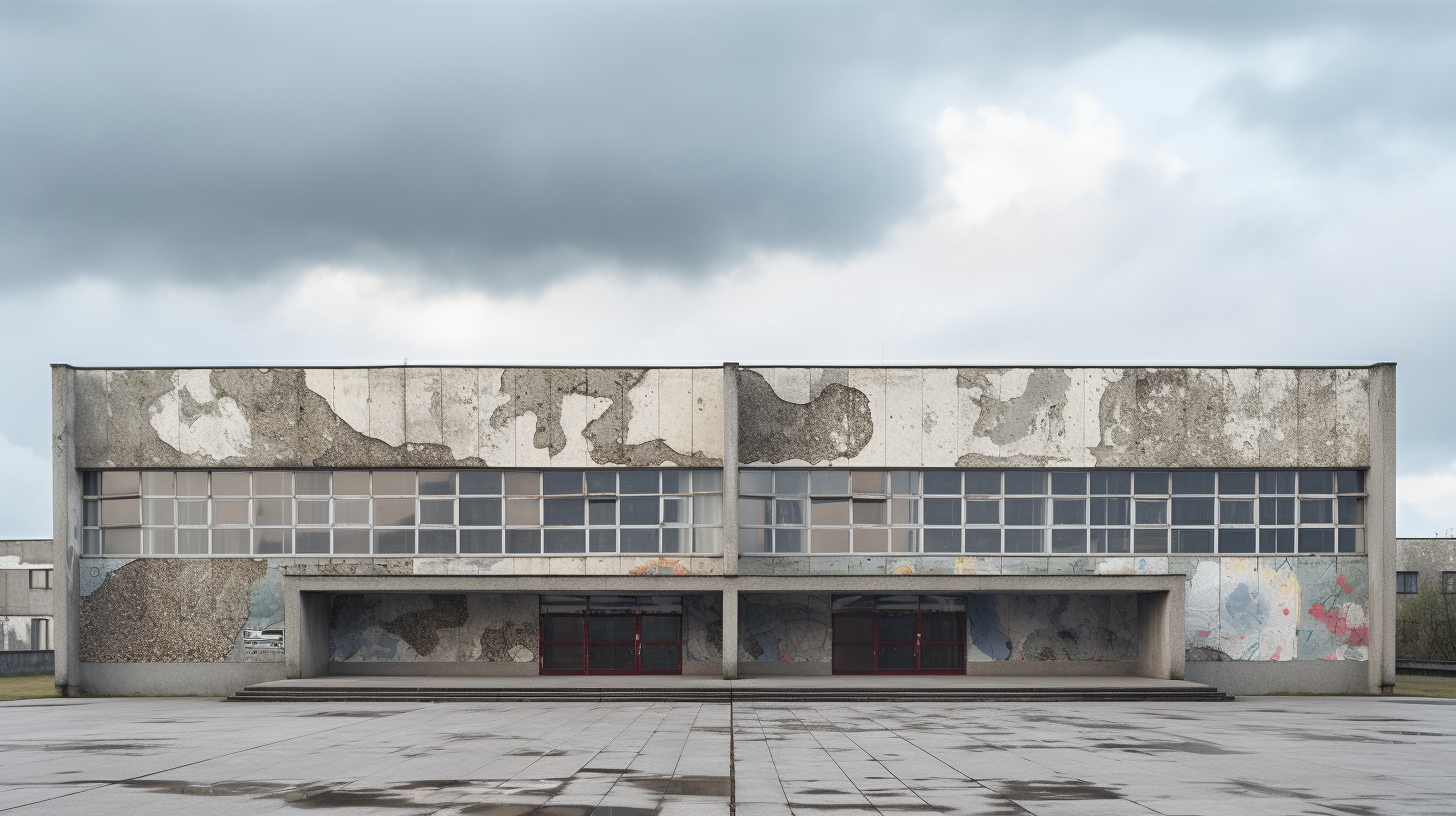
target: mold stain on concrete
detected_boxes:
[378,594,470,657]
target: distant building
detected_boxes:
[1396,537,1456,659]
[51,364,1396,696]
[1,539,54,651]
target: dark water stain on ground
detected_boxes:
[506,748,569,757]
[626,774,730,797]
[1226,780,1385,816]
[1090,740,1244,755]
[301,711,400,718]
[460,807,656,816]
[0,741,168,755]
[990,780,1122,801]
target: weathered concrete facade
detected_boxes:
[52,364,1397,696]
[1,540,54,652]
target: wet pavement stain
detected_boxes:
[990,780,1122,801]
[626,774,730,797]
[1089,740,1244,755]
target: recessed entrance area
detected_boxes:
[832,595,966,674]
[540,595,683,675]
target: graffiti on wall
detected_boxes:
[966,594,1138,662]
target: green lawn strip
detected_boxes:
[0,674,60,702]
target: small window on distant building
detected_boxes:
[29,569,52,590]
[1397,572,1419,594]
[1443,572,1456,595]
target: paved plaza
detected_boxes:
[2,695,1455,815]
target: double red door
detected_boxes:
[541,612,681,674]
[832,596,965,674]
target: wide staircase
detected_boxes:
[227,681,1234,703]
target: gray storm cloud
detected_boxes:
[1,1,1454,288]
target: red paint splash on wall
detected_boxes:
[1308,602,1369,647]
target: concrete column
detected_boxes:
[297,592,331,679]
[722,363,740,576]
[1368,363,1398,694]
[1136,590,1183,680]
[50,365,80,697]
[721,587,739,679]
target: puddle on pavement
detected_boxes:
[626,775,730,797]
[506,748,570,757]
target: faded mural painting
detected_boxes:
[1183,555,1369,662]
[966,594,1139,662]
[739,593,832,663]
[327,593,538,664]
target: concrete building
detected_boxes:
[2,539,55,652]
[50,364,1396,696]
[1395,537,1456,659]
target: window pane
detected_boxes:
[1004,498,1044,526]
[923,498,962,526]
[693,494,723,526]
[891,498,918,525]
[691,470,723,493]
[143,498,174,526]
[812,528,850,553]
[620,529,658,553]
[254,498,292,526]
[330,497,366,525]
[505,498,540,526]
[253,528,292,555]
[621,497,661,525]
[419,472,458,496]
[505,529,541,553]
[253,472,293,497]
[145,528,175,555]
[505,471,542,496]
[176,472,209,497]
[543,498,584,526]
[851,471,887,494]
[1004,529,1043,553]
[418,529,456,553]
[333,471,370,496]
[1171,529,1214,554]
[773,499,805,526]
[740,470,772,494]
[373,498,416,527]
[1052,499,1085,525]
[1260,497,1295,525]
[616,471,656,494]
[1220,500,1254,525]
[1090,497,1130,526]
[334,529,370,554]
[460,471,503,495]
[1050,472,1086,495]
[1134,500,1167,525]
[543,471,583,495]
[660,471,682,494]
[890,471,919,495]
[964,529,1000,553]
[852,528,888,552]
[739,528,768,553]
[1171,498,1215,526]
[211,499,249,526]
[922,471,962,495]
[1260,528,1295,553]
[1004,471,1046,495]
[739,498,771,526]
[1337,470,1365,495]
[544,529,586,553]
[1090,471,1131,495]
[1218,471,1256,495]
[177,529,208,554]
[461,529,502,554]
[1299,528,1335,553]
[1338,497,1364,525]
[1219,529,1256,553]
[419,499,455,525]
[812,497,851,525]
[211,472,250,497]
[102,471,141,496]
[1051,529,1087,553]
[460,498,502,527]
[963,471,1001,495]
[694,527,722,553]
[1299,470,1334,495]
[177,499,208,526]
[774,471,808,495]
[373,529,415,554]
[586,498,617,526]
[773,529,802,553]
[811,471,850,495]
[141,472,174,497]
[372,471,416,495]
[662,496,686,524]
[589,529,618,552]
[1091,529,1130,553]
[1300,499,1334,525]
[965,500,999,525]
[890,528,917,552]
[1133,471,1168,495]
[1260,471,1295,495]
[296,530,331,554]
[295,472,331,496]
[586,471,618,494]
[923,528,961,553]
[1133,529,1167,553]
[210,529,247,554]
[1338,528,1363,553]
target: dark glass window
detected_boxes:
[1218,529,1256,553]
[1003,498,1045,526]
[1134,471,1168,495]
[1171,472,1215,495]
[1299,528,1335,553]
[1218,471,1256,495]
[922,471,962,495]
[1260,471,1295,495]
[1299,470,1335,494]
[1171,498,1215,526]
[963,471,1001,494]
[1090,471,1131,495]
[923,498,962,526]
[1050,472,1086,495]
[965,500,1000,525]
[1397,572,1418,594]
[1090,497,1130,526]
[1004,471,1047,495]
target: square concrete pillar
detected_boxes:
[722,587,738,679]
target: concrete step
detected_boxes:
[226,685,1234,703]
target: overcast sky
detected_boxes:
[3,1,1455,537]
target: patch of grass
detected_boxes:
[1395,675,1456,699]
[0,674,60,703]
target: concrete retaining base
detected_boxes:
[78,662,287,697]
[0,650,54,676]
[1185,659,1371,695]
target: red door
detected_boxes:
[540,611,682,675]
[832,595,965,674]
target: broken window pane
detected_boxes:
[811,498,851,526]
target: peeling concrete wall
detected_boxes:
[967,594,1138,662]
[72,367,723,469]
[738,367,1372,468]
[78,558,269,662]
[739,593,832,663]
[327,593,538,664]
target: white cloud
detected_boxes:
[0,433,50,539]
[1399,462,1456,538]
